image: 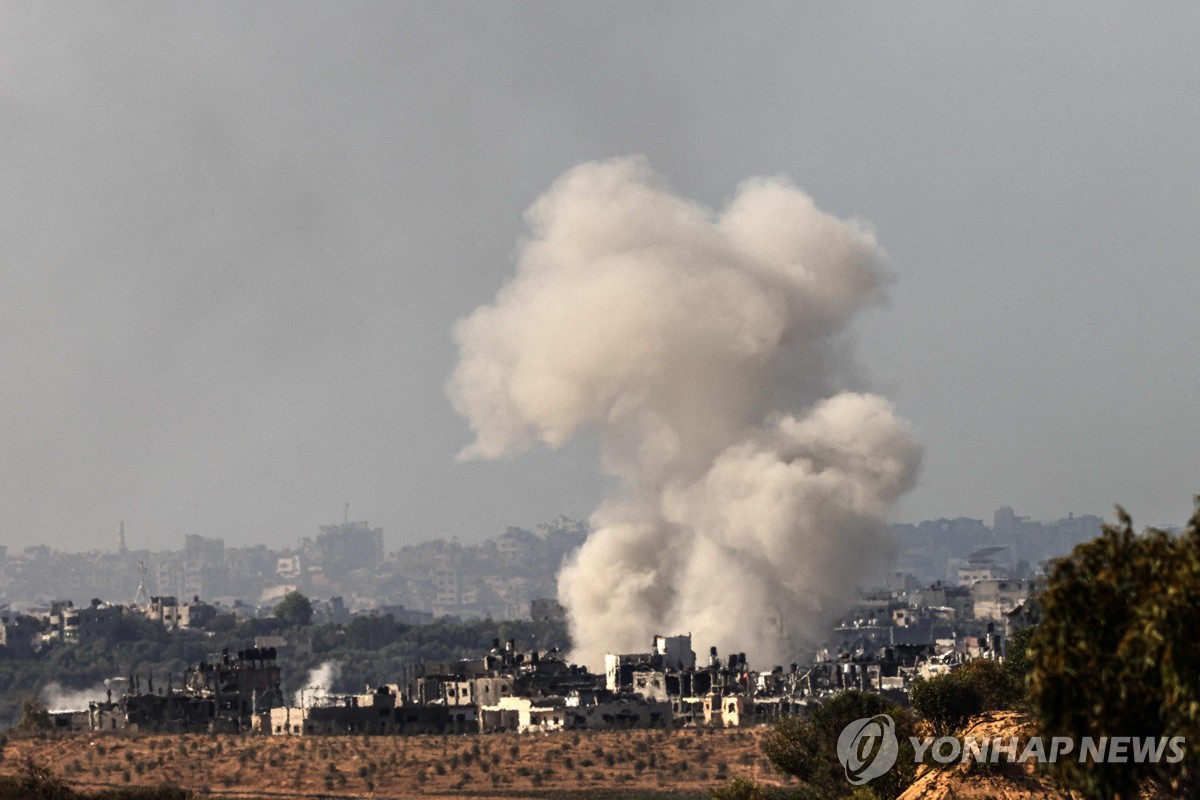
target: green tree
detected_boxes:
[1028,501,1200,799]
[953,658,1016,711]
[273,591,313,628]
[1001,624,1036,705]
[909,656,1020,733]
[344,614,398,650]
[762,690,916,799]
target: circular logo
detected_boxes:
[837,713,899,785]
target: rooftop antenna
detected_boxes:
[133,560,149,607]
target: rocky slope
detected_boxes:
[898,711,1174,800]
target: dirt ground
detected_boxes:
[0,726,785,799]
[895,711,1171,800]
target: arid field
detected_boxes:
[0,727,785,799]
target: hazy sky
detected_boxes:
[2,3,1198,553]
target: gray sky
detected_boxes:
[2,3,1198,553]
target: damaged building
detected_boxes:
[605,635,812,728]
[270,685,475,736]
[478,693,672,734]
[51,647,284,733]
[51,624,991,740]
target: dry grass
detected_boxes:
[0,727,783,799]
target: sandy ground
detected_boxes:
[1,727,784,799]
[896,712,1169,800]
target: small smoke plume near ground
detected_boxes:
[41,679,125,712]
[450,157,921,669]
[293,661,341,707]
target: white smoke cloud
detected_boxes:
[41,678,127,712]
[293,661,341,707]
[450,157,920,669]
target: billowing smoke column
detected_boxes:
[450,158,921,669]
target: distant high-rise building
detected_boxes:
[310,521,384,576]
[181,534,227,599]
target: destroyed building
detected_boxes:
[52,647,284,733]
[0,613,37,656]
[478,694,673,734]
[971,578,1032,622]
[268,639,597,737]
[45,602,1021,740]
[43,599,125,644]
[597,634,816,729]
[270,685,474,736]
[184,646,285,725]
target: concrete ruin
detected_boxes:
[270,685,474,735]
[50,646,284,733]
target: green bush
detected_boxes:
[1028,501,1200,799]
[710,776,769,800]
[909,671,982,735]
[910,654,1026,734]
[16,697,51,733]
[272,591,313,628]
[1001,624,1036,705]
[763,690,916,800]
[954,657,1017,710]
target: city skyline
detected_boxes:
[3,4,1199,552]
[0,501,1115,560]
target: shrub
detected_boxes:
[911,657,1021,734]
[1002,624,1036,703]
[710,777,769,800]
[1028,502,1200,799]
[763,690,916,800]
[909,672,983,735]
[954,657,1017,710]
[16,697,51,733]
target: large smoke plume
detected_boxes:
[450,158,920,669]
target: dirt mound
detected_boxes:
[897,712,1181,800]
[898,712,1076,800]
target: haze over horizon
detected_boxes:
[3,4,1198,553]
